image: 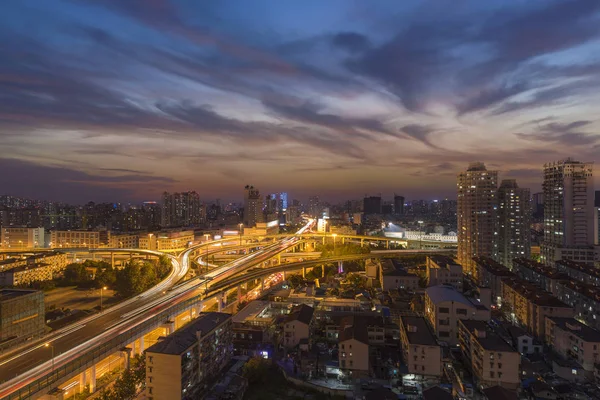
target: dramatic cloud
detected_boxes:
[0,0,599,202]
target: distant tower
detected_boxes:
[541,159,595,266]
[457,162,499,277]
[394,195,405,216]
[243,185,262,227]
[496,179,531,269]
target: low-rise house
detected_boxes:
[399,316,442,382]
[426,255,463,291]
[283,304,314,348]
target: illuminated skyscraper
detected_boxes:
[457,162,498,277]
[541,159,595,266]
[496,179,531,269]
[161,191,202,228]
[243,185,262,227]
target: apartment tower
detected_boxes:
[457,162,499,277]
[541,159,595,266]
[496,179,531,269]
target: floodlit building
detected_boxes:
[139,230,194,251]
[1,227,45,249]
[541,159,595,266]
[145,312,232,400]
[457,162,498,277]
[50,230,101,248]
[0,251,69,286]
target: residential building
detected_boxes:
[0,289,45,347]
[308,196,321,218]
[379,259,419,291]
[426,255,463,291]
[553,281,600,331]
[555,259,600,287]
[50,230,101,248]
[512,258,567,294]
[541,159,595,266]
[457,162,499,277]
[394,195,405,216]
[283,304,314,348]
[145,312,232,400]
[160,191,203,228]
[0,251,68,284]
[399,316,442,381]
[458,320,520,389]
[363,196,382,215]
[139,230,194,251]
[505,325,542,356]
[482,386,518,400]
[474,256,515,305]
[243,185,262,227]
[545,317,600,378]
[425,285,490,345]
[1,227,45,249]
[242,220,279,236]
[500,277,573,338]
[338,319,370,377]
[496,179,531,268]
[109,233,140,249]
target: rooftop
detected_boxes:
[557,259,600,280]
[548,317,600,342]
[426,285,475,308]
[513,258,568,280]
[459,320,516,352]
[146,312,231,355]
[400,316,438,346]
[502,277,571,308]
[232,300,271,324]
[428,255,460,269]
[0,288,41,302]
[473,256,515,277]
[482,385,518,400]
[285,304,314,325]
[338,319,369,344]
[423,386,453,400]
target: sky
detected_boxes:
[1,0,599,204]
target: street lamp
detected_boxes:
[45,343,55,371]
[100,286,107,311]
[238,223,243,246]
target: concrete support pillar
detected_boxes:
[302,267,306,278]
[166,321,175,335]
[386,240,389,249]
[111,252,115,268]
[196,302,204,315]
[89,364,97,393]
[278,253,281,265]
[130,341,136,355]
[321,265,325,278]
[261,278,265,292]
[342,237,345,245]
[283,270,287,281]
[189,308,194,320]
[139,336,145,353]
[322,237,325,245]
[121,348,131,370]
[79,371,87,391]
[92,253,96,261]
[338,261,344,274]
[218,292,224,312]
[237,285,242,303]
[361,238,364,247]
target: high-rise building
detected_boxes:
[308,196,321,218]
[532,192,544,221]
[496,179,531,269]
[541,159,595,266]
[363,196,382,215]
[161,191,203,228]
[394,195,405,216]
[243,185,262,227]
[457,162,498,277]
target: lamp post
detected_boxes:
[418,220,424,250]
[100,286,107,311]
[238,223,243,246]
[45,343,55,371]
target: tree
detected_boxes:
[243,357,270,384]
[155,255,171,279]
[131,354,146,387]
[63,263,91,285]
[112,368,137,400]
[287,274,304,288]
[95,265,117,288]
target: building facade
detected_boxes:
[399,316,442,381]
[160,191,203,228]
[243,185,262,228]
[426,255,463,291]
[145,312,232,400]
[50,230,101,248]
[0,289,45,346]
[1,227,45,249]
[541,159,595,266]
[496,179,531,268]
[457,162,499,277]
[283,304,314,348]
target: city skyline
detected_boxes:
[1,1,600,203]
